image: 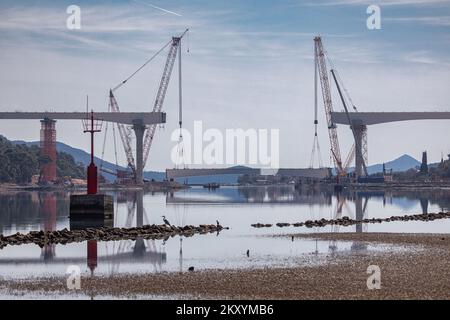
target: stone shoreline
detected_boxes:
[0,224,227,249]
[252,211,450,229]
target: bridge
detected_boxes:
[331,111,450,177]
[0,111,166,183]
[331,111,450,126]
[0,112,166,125]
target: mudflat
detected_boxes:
[1,233,449,299]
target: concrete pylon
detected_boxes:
[40,118,57,183]
[353,124,367,179]
[133,121,146,185]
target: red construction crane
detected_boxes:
[314,36,368,178]
[107,29,188,182]
[143,30,188,167]
[314,36,345,176]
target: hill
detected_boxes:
[1,136,85,184]
[12,140,165,182]
[367,154,421,174]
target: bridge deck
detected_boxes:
[331,111,450,126]
[0,112,166,125]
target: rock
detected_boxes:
[276,223,290,227]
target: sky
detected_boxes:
[0,0,450,171]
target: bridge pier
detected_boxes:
[40,118,57,183]
[133,121,146,185]
[353,123,367,180]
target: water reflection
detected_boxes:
[41,193,56,262]
[0,186,450,283]
[165,186,450,212]
[109,190,167,274]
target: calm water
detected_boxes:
[0,186,449,283]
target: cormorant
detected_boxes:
[216,220,220,227]
[162,215,171,226]
[246,249,250,257]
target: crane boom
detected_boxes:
[314,37,344,175]
[343,143,355,171]
[109,90,136,174]
[142,29,188,167]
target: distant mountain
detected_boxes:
[11,140,165,182]
[332,154,421,175]
[367,154,421,174]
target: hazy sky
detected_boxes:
[0,0,450,171]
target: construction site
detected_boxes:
[1,0,450,303]
[0,32,449,191]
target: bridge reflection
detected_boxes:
[0,190,167,275]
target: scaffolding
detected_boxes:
[40,119,57,183]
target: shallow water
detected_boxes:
[0,186,449,285]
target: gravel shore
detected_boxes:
[1,233,449,299]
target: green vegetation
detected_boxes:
[56,152,85,180]
[0,136,85,184]
[393,156,450,182]
[430,157,450,180]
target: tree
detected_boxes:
[0,136,86,184]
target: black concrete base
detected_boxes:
[70,194,114,220]
[69,219,114,230]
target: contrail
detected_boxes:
[131,0,182,17]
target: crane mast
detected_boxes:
[314,36,345,176]
[142,30,188,167]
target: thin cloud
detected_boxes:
[299,0,450,7]
[130,0,182,17]
[385,15,450,27]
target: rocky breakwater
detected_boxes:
[0,224,228,249]
[251,211,450,229]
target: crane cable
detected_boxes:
[100,121,109,173]
[176,30,190,169]
[310,47,323,169]
[323,50,358,112]
[99,97,111,174]
[112,123,119,169]
[100,99,120,179]
[112,39,173,93]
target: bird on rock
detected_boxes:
[162,215,171,226]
